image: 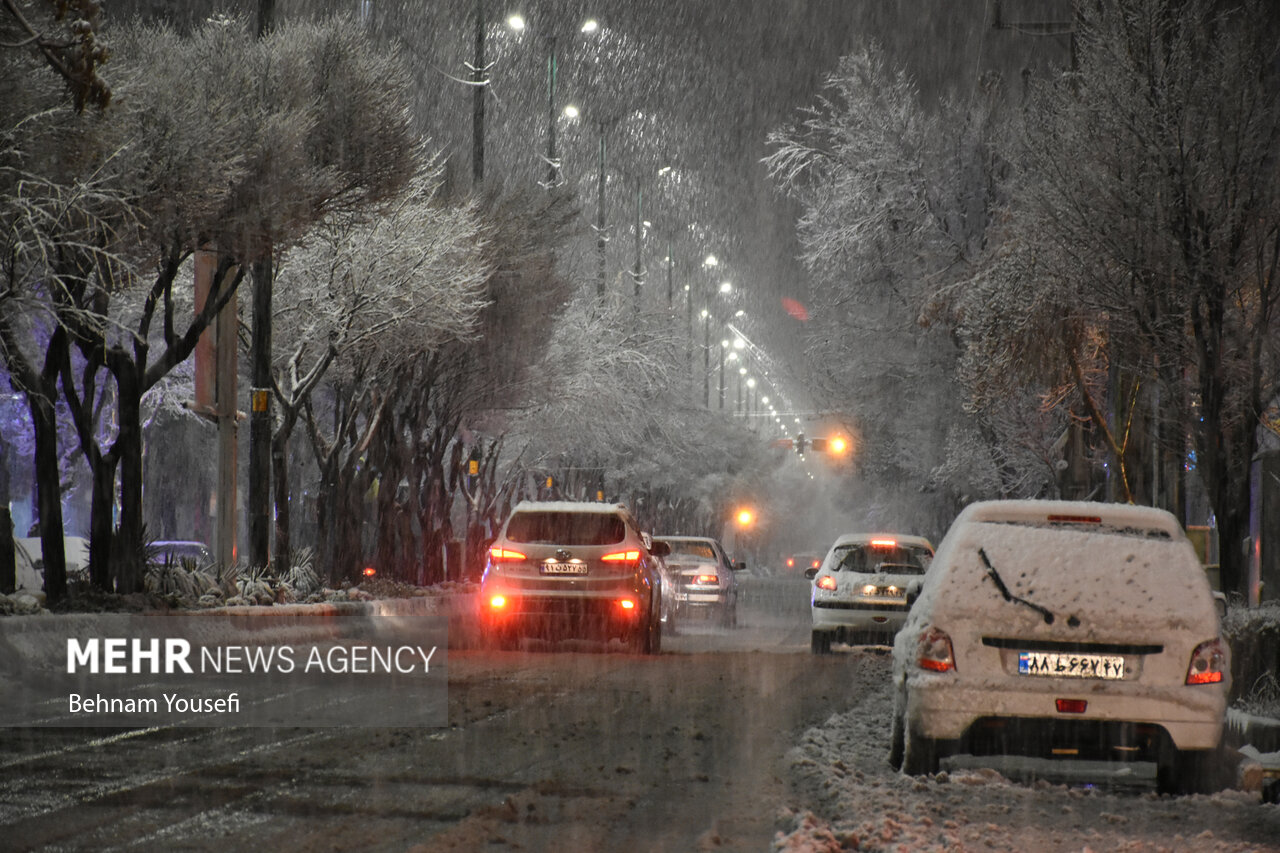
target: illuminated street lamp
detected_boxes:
[736,508,754,527]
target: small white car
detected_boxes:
[889,500,1230,794]
[654,536,743,628]
[808,533,935,653]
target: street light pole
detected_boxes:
[718,340,726,410]
[545,35,558,187]
[596,121,606,300]
[702,309,710,408]
[632,178,643,313]
[472,0,486,185]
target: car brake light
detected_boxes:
[602,550,641,562]
[1056,698,1087,714]
[489,548,526,561]
[810,559,820,569]
[817,575,837,591]
[695,574,718,585]
[489,594,507,609]
[916,626,955,672]
[362,566,377,577]
[787,558,795,568]
[1185,639,1227,685]
[870,538,897,548]
[617,597,636,612]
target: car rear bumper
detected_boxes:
[811,602,909,638]
[905,673,1226,752]
[480,587,647,639]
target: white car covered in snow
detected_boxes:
[807,533,934,653]
[889,500,1230,794]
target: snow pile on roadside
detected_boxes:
[775,654,1280,853]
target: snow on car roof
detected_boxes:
[913,502,1214,638]
[828,533,935,551]
[510,500,630,514]
[953,499,1186,540]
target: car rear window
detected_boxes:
[664,541,716,560]
[505,512,627,546]
[831,544,932,574]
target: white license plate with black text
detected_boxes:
[541,562,589,575]
[1018,651,1125,679]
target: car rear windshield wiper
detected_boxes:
[978,548,1055,625]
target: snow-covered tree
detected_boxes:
[765,46,1034,524]
[981,0,1280,595]
[268,164,489,574]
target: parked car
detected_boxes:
[654,535,744,628]
[784,553,822,576]
[149,540,214,568]
[889,500,1230,795]
[807,533,934,654]
[480,501,667,653]
[12,536,91,593]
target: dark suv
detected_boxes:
[480,501,668,653]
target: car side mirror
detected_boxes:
[650,540,671,558]
[804,567,818,580]
[733,561,747,571]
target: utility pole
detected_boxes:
[472,0,486,186]
[248,0,275,571]
[544,36,558,187]
[632,178,643,312]
[596,121,607,300]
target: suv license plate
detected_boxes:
[1018,651,1124,680]
[541,562,589,575]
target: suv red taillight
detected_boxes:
[695,573,718,585]
[489,548,526,562]
[916,626,956,672]
[1185,638,1227,685]
[601,550,641,563]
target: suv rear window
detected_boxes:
[663,541,716,560]
[505,512,627,546]
[831,544,931,574]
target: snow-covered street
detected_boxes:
[1,588,1276,852]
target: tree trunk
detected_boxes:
[29,391,67,604]
[271,425,292,577]
[0,431,14,594]
[87,453,117,592]
[114,360,146,593]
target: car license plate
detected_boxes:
[540,562,588,575]
[1018,651,1124,679]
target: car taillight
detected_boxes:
[489,594,508,609]
[916,626,955,672]
[617,597,637,614]
[489,548,526,562]
[695,573,718,585]
[817,575,837,591]
[1185,639,1227,685]
[870,538,897,548]
[601,550,641,563]
[786,558,795,568]
[810,559,821,569]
